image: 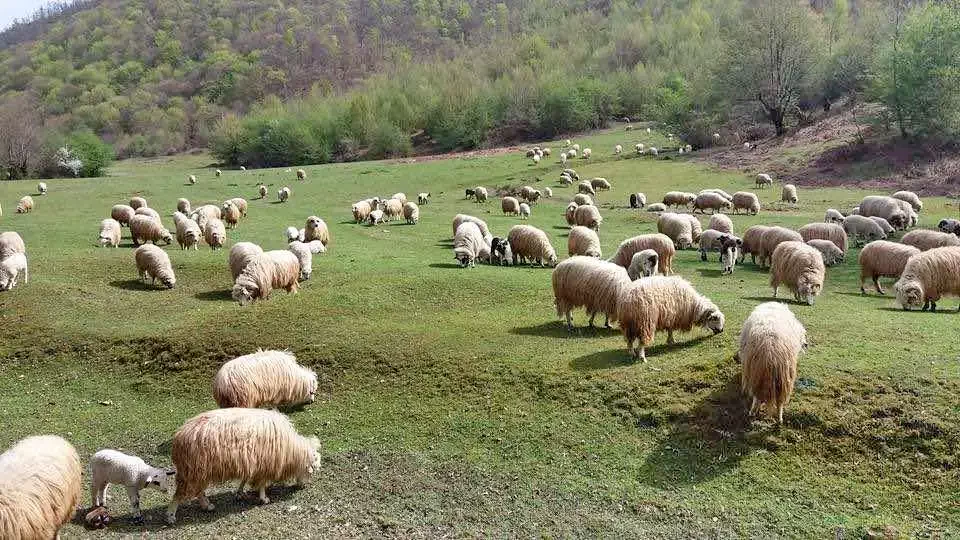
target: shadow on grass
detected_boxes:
[109,279,152,291]
[270,201,286,205]
[511,321,620,339]
[741,296,812,306]
[834,291,890,300]
[878,306,958,314]
[572,334,713,371]
[195,289,233,302]
[552,225,571,231]
[696,268,724,278]
[428,263,464,269]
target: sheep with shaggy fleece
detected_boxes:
[191,204,222,230]
[518,186,535,201]
[507,225,557,267]
[732,191,760,215]
[646,203,667,212]
[229,242,264,281]
[135,244,176,289]
[739,225,771,264]
[382,199,403,221]
[657,213,693,249]
[824,209,845,224]
[232,250,300,305]
[502,196,520,216]
[627,250,659,280]
[403,202,419,224]
[99,218,121,248]
[213,349,317,409]
[129,197,147,210]
[578,182,596,197]
[609,234,675,275]
[37,182,47,195]
[590,177,611,191]
[738,302,806,424]
[892,191,922,212]
[559,172,573,185]
[519,203,531,220]
[720,236,742,274]
[303,216,331,245]
[552,256,630,329]
[901,229,960,251]
[858,196,907,230]
[770,241,825,305]
[868,216,895,235]
[222,201,241,228]
[781,184,798,204]
[451,214,490,239]
[843,215,886,246]
[565,203,579,226]
[165,408,321,523]
[90,449,175,522]
[16,195,33,213]
[568,226,601,258]
[617,275,725,361]
[563,168,580,181]
[756,226,802,268]
[708,214,733,234]
[895,247,960,311]
[258,185,268,199]
[798,222,847,253]
[227,197,248,217]
[543,187,552,198]
[756,173,773,189]
[614,144,622,155]
[662,191,696,208]
[629,193,647,209]
[129,215,173,246]
[216,169,222,177]
[287,241,313,280]
[805,239,844,266]
[858,241,919,295]
[474,186,488,203]
[573,194,593,206]
[698,229,730,261]
[304,240,326,255]
[352,200,372,223]
[177,198,191,214]
[700,188,733,201]
[175,215,202,250]
[188,174,197,184]
[112,204,136,226]
[135,207,161,220]
[0,252,28,291]
[278,187,291,203]
[0,435,81,539]
[367,209,385,225]
[204,218,226,250]
[297,169,306,181]
[574,204,602,230]
[453,222,489,268]
[0,231,25,259]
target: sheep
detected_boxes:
[756,226,802,268]
[719,236,743,274]
[574,204,603,231]
[367,209,384,225]
[559,172,573,185]
[532,154,541,165]
[609,234,676,275]
[0,231,25,260]
[894,199,918,227]
[573,194,593,206]
[564,203,579,226]
[528,190,542,204]
[229,242,264,280]
[228,197,248,217]
[451,214,491,239]
[191,204,222,230]
[582,148,592,159]
[627,250,659,280]
[490,236,513,266]
[278,187,291,203]
[698,229,729,261]
[567,149,577,159]
[713,132,721,141]
[0,435,81,539]
[222,201,241,229]
[403,202,420,224]
[507,225,557,267]
[635,143,644,154]
[858,196,908,230]
[297,169,306,181]
[738,302,806,424]
[201,218,225,250]
[562,168,580,181]
[0,253,28,291]
[188,174,197,184]
[568,226,601,258]
[781,184,798,204]
[134,244,176,288]
[824,208,845,224]
[258,185,268,199]
[657,213,693,249]
[99,218,121,248]
[474,186,488,203]
[232,250,300,305]
[739,225,771,264]
[177,198,191,214]
[868,216,895,235]
[578,182,596,197]
[614,144,623,155]
[590,177,611,191]
[662,191,696,208]
[502,196,521,216]
[129,215,173,246]
[756,173,773,189]
[303,216,331,246]
[685,144,693,153]
[843,215,887,246]
[850,206,860,215]
[937,218,960,235]
[543,148,551,156]
[805,239,844,266]
[552,256,630,329]
[519,203,531,220]
[216,169,222,177]
[770,241,825,305]
[382,198,404,222]
[617,275,725,361]
[798,222,848,253]
[707,214,733,234]
[175,216,201,250]
[649,147,658,156]
[629,193,647,209]
[543,187,553,198]
[89,449,175,522]
[213,349,318,409]
[560,153,568,165]
[37,182,47,195]
[165,408,321,523]
[135,206,161,220]
[699,189,733,201]
[646,203,667,212]
[902,229,960,252]
[129,196,147,210]
[464,188,476,200]
[111,204,136,226]
[892,191,922,212]
[453,222,488,268]
[351,200,372,224]
[418,193,430,205]
[858,241,921,294]
[895,247,960,311]
[731,191,760,215]
[16,195,33,213]
[572,143,581,152]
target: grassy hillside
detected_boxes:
[0,127,956,537]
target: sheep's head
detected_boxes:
[701,308,725,334]
[146,469,176,493]
[306,216,321,230]
[677,234,693,250]
[895,279,924,310]
[232,284,255,306]
[454,248,474,267]
[99,236,112,247]
[160,274,176,289]
[160,230,173,245]
[797,276,822,305]
[545,252,558,267]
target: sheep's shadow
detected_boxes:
[338,220,356,225]
[226,183,239,187]
[109,279,160,291]
[696,268,724,278]
[428,263,464,269]
[878,306,958,314]
[195,289,233,302]
[511,321,620,339]
[834,291,891,300]
[270,201,285,205]
[571,334,713,371]
[552,225,570,231]
[740,296,811,306]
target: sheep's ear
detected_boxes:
[166,470,176,476]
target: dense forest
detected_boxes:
[0,0,957,175]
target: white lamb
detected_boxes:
[89,449,175,522]
[0,253,28,291]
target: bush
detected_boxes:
[64,130,113,177]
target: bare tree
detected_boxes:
[0,94,42,179]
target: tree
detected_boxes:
[0,94,42,179]
[721,0,822,136]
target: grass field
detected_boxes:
[0,127,957,538]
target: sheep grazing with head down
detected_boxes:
[781,184,798,204]
[738,302,806,425]
[474,186,488,203]
[451,214,490,240]
[507,225,557,267]
[134,244,176,289]
[112,204,136,226]
[188,175,197,185]
[617,275,725,361]
[770,241,825,305]
[649,147,658,156]
[627,250,659,280]
[657,213,693,250]
[937,218,960,236]
[543,187,552,198]
[892,190,922,212]
[418,193,430,205]
[578,182,596,197]
[453,222,489,268]
[403,202,420,224]
[89,449,175,522]
[303,216,330,246]
[518,186,535,202]
[0,231,25,260]
[614,144,623,155]
[0,435,81,539]
[129,215,173,246]
[519,203,531,220]
[287,241,313,280]
[858,196,908,230]
[222,201,241,229]
[732,191,760,215]
[843,215,887,246]
[895,247,960,311]
[662,191,696,208]
[129,196,147,210]
[901,229,960,251]
[191,204,222,230]
[99,218,121,248]
[16,196,33,214]
[165,408,321,524]
[174,212,201,250]
[0,252,28,291]
[213,349,317,409]
[582,148,592,159]
[824,208,845,224]
[805,239,844,266]
[574,204,602,231]
[868,216,895,236]
[568,226,601,258]
[502,196,520,216]
[227,197,248,217]
[756,226,802,268]
[756,173,773,189]
[232,250,300,305]
[297,168,306,181]
[177,198,191,214]
[857,240,918,295]
[629,193,647,209]
[708,214,733,234]
[552,256,631,330]
[37,182,47,195]
[646,203,667,212]
[590,177,611,191]
[798,222,847,253]
[563,168,580,181]
[635,143,644,154]
[229,242,265,281]
[564,203,579,226]
[278,187,291,203]
[739,225,771,264]
[609,234,675,275]
[700,188,733,201]
[204,218,226,250]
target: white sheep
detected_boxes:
[0,435,81,539]
[135,244,176,288]
[707,214,733,234]
[738,302,806,424]
[0,252,28,291]
[635,143,645,154]
[781,184,798,204]
[578,182,596,197]
[805,239,844,266]
[573,194,593,206]
[135,207,161,220]
[565,202,579,226]
[757,226,802,268]
[129,215,173,246]
[770,241,825,305]
[552,256,630,329]
[287,241,313,280]
[303,216,330,245]
[222,201,241,228]
[662,191,695,208]
[543,187,553,198]
[129,196,147,210]
[111,204,136,226]
[417,193,430,205]
[278,186,291,202]
[657,213,693,249]
[403,202,420,224]
[190,204,221,230]
[740,225,772,265]
[368,209,385,225]
[229,242,265,281]
[609,234,676,275]
[177,198,191,214]
[204,218,226,250]
[258,184,268,199]
[16,195,33,213]
[37,182,47,195]
[175,216,202,250]
[824,208,845,224]
[901,229,960,251]
[894,246,960,311]
[868,216,895,235]
[90,449,175,522]
[99,218,121,248]
[502,196,520,216]
[474,186,488,203]
[756,173,773,189]
[297,168,306,181]
[730,192,760,216]
[451,214,490,239]
[590,177,611,191]
[629,193,647,209]
[382,199,404,221]
[519,203,531,220]
[232,250,300,305]
[215,169,222,177]
[582,148,592,159]
[892,190,922,212]
[646,203,667,212]
[627,250,659,280]
[568,226,601,258]
[798,222,848,253]
[858,196,908,230]
[649,147,658,156]
[614,144,623,155]
[453,222,488,267]
[858,240,920,295]
[507,225,557,267]
[573,204,602,230]
[843,215,887,246]
[213,349,317,408]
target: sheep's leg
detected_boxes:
[748,397,759,417]
[587,312,596,328]
[22,266,27,284]
[777,406,784,425]
[603,314,611,329]
[236,480,246,499]
[92,480,107,507]
[127,486,143,522]
[257,483,271,504]
[198,493,215,511]
[165,502,178,524]
[564,312,574,331]
[772,285,778,298]
[638,347,646,362]
[666,330,675,344]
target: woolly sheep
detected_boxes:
[843,215,887,246]
[552,256,630,329]
[590,177,611,191]
[543,187,553,198]
[657,213,693,249]
[568,226,601,258]
[222,201,241,228]
[858,196,907,230]
[177,198,191,214]
[507,225,557,267]
[707,214,733,234]
[37,182,47,195]
[165,408,321,523]
[858,241,920,295]
[403,202,420,224]
[111,204,136,226]
[129,215,173,246]
[720,236,742,274]
[850,206,860,215]
[502,196,520,216]
[614,144,622,155]
[805,239,844,266]
[574,204,603,230]
[232,250,300,305]
[258,184,268,199]
[129,197,147,210]
[617,275,725,361]
[901,229,960,252]
[563,168,580,180]
[770,241,825,305]
[278,186,291,203]
[582,148,592,158]
[683,214,703,243]
[0,435,81,539]
[0,231,25,260]
[578,182,596,197]
[418,193,430,205]
[532,154,541,164]
[188,174,197,184]
[99,218,121,248]
[285,226,303,243]
[16,195,33,213]
[700,188,733,201]
[559,172,573,185]
[297,169,306,181]
[798,222,847,253]
[229,242,264,281]
[647,203,667,212]
[938,219,960,236]
[564,203,579,226]
[135,206,161,220]
[213,349,317,409]
[191,204,222,230]
[894,199,918,227]
[824,208,845,224]
[609,234,676,275]
[451,214,490,239]
[216,169,222,177]
[732,191,760,215]
[204,218,227,250]
[869,216,895,235]
[543,148,551,156]
[757,226,802,268]
[573,194,593,206]
[453,222,488,268]
[892,191,922,212]
[134,244,175,289]
[738,302,806,424]
[560,153,568,165]
[698,229,729,261]
[368,209,385,225]
[662,191,696,208]
[519,203,531,220]
[627,250,659,280]
[756,173,773,188]
[383,199,404,221]
[649,147,658,156]
[740,225,771,264]
[352,200,372,223]
[90,449,175,522]
[0,252,28,291]
[635,143,644,153]
[228,197,248,216]
[572,143,581,152]
[895,247,960,311]
[474,186,488,203]
[303,216,331,246]
[781,184,798,204]
[629,193,647,209]
[567,149,577,159]
[287,242,312,281]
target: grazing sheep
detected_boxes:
[543,148,551,156]
[937,218,960,236]
[609,234,676,275]
[451,214,490,239]
[568,226,601,258]
[894,247,960,311]
[901,229,960,251]
[649,147,658,156]
[297,169,306,181]
[798,222,848,253]
[850,206,860,215]
[464,188,476,200]
[567,149,577,159]
[757,226,802,268]
[191,204,222,230]
[213,349,317,409]
[507,225,557,267]
[165,408,321,523]
[303,216,330,246]
[285,226,302,243]
[559,172,573,185]
[418,193,430,205]
[129,197,147,210]
[453,222,488,268]
[111,204,136,226]
[560,153,568,165]
[574,204,603,230]
[662,191,696,208]
[188,175,197,185]
[502,196,521,216]
[258,185,268,199]
[843,215,887,246]
[403,202,420,224]
[824,208,845,224]
[647,203,667,212]
[629,193,647,209]
[0,231,25,260]
[572,143,581,152]
[474,187,488,203]
[682,214,703,243]
[532,154,541,165]
[0,253,28,291]
[222,201,241,229]
[868,216,895,235]
[563,169,580,181]
[278,187,291,203]
[738,302,806,424]
[16,195,33,213]
[135,206,161,220]
[490,237,513,266]
[892,191,922,212]
[352,200,372,223]
[544,187,553,198]
[627,250,659,280]
[232,250,300,305]
[707,214,734,234]
[893,198,918,227]
[732,191,760,215]
[135,244,176,288]
[383,199,404,221]
[578,182,596,197]
[635,143,644,153]
[590,177,611,191]
[614,144,623,155]
[519,203,531,220]
[177,198,191,214]
[806,239,844,266]
[0,435,81,540]
[89,449,175,522]
[858,240,920,295]
[756,173,773,188]
[228,197,248,217]
[37,182,47,195]
[99,218,121,248]
[740,225,771,264]
[582,148,592,159]
[573,194,593,206]
[781,184,798,204]
[858,196,907,230]
[657,213,693,249]
[287,241,312,280]
[216,169,222,177]
[201,218,226,250]
[617,276,725,361]
[552,256,630,329]
[770,241,825,305]
[229,242,265,280]
[565,203,579,226]
[700,189,733,201]
[129,215,173,246]
[698,229,729,261]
